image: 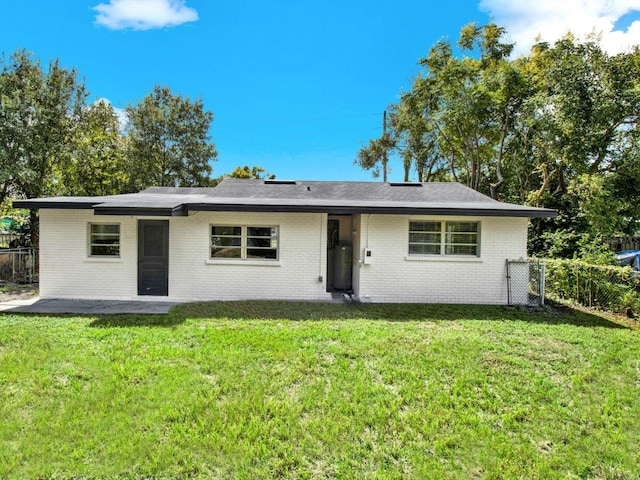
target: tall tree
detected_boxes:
[390,94,448,182]
[0,49,87,242]
[0,49,86,201]
[125,85,217,189]
[57,99,128,196]
[357,23,521,197]
[357,24,640,258]
[510,38,640,254]
[413,23,519,197]
[355,128,395,180]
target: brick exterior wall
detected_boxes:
[40,210,139,300]
[39,209,331,301]
[354,214,528,304]
[39,209,528,304]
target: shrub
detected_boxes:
[543,258,640,316]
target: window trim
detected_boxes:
[210,224,279,261]
[408,220,480,257]
[88,223,121,258]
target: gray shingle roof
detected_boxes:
[13,179,556,218]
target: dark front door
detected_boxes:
[138,220,169,296]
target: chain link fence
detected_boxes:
[0,248,38,284]
[542,258,640,316]
[506,259,545,307]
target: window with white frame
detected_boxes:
[409,221,479,256]
[89,223,120,257]
[211,225,279,260]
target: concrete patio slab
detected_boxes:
[0,297,178,315]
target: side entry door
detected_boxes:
[138,220,169,296]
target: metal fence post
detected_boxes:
[506,260,512,306]
[539,262,545,306]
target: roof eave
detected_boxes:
[93,206,188,217]
[12,199,557,218]
[183,203,557,218]
[12,200,99,210]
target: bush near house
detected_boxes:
[544,258,640,316]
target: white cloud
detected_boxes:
[93,0,198,30]
[479,0,640,55]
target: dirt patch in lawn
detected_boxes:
[0,283,39,302]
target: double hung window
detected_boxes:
[409,221,479,256]
[211,225,279,260]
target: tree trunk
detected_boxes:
[28,210,39,249]
[403,151,411,182]
[490,119,508,200]
[534,163,549,208]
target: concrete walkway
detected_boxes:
[0,297,178,314]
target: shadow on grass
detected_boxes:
[88,313,186,328]
[87,300,634,330]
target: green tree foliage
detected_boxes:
[226,165,275,180]
[515,37,640,256]
[211,165,275,186]
[414,23,519,196]
[57,99,128,196]
[2,51,222,244]
[359,23,520,195]
[0,49,86,203]
[357,24,640,259]
[0,49,87,243]
[355,130,395,181]
[125,85,218,189]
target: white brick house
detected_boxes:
[14,179,555,304]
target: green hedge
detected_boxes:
[543,258,640,316]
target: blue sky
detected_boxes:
[2,0,639,182]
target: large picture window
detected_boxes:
[211,225,279,260]
[89,223,120,257]
[409,221,479,256]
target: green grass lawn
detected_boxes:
[1,302,639,479]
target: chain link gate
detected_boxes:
[0,248,38,284]
[506,259,545,307]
